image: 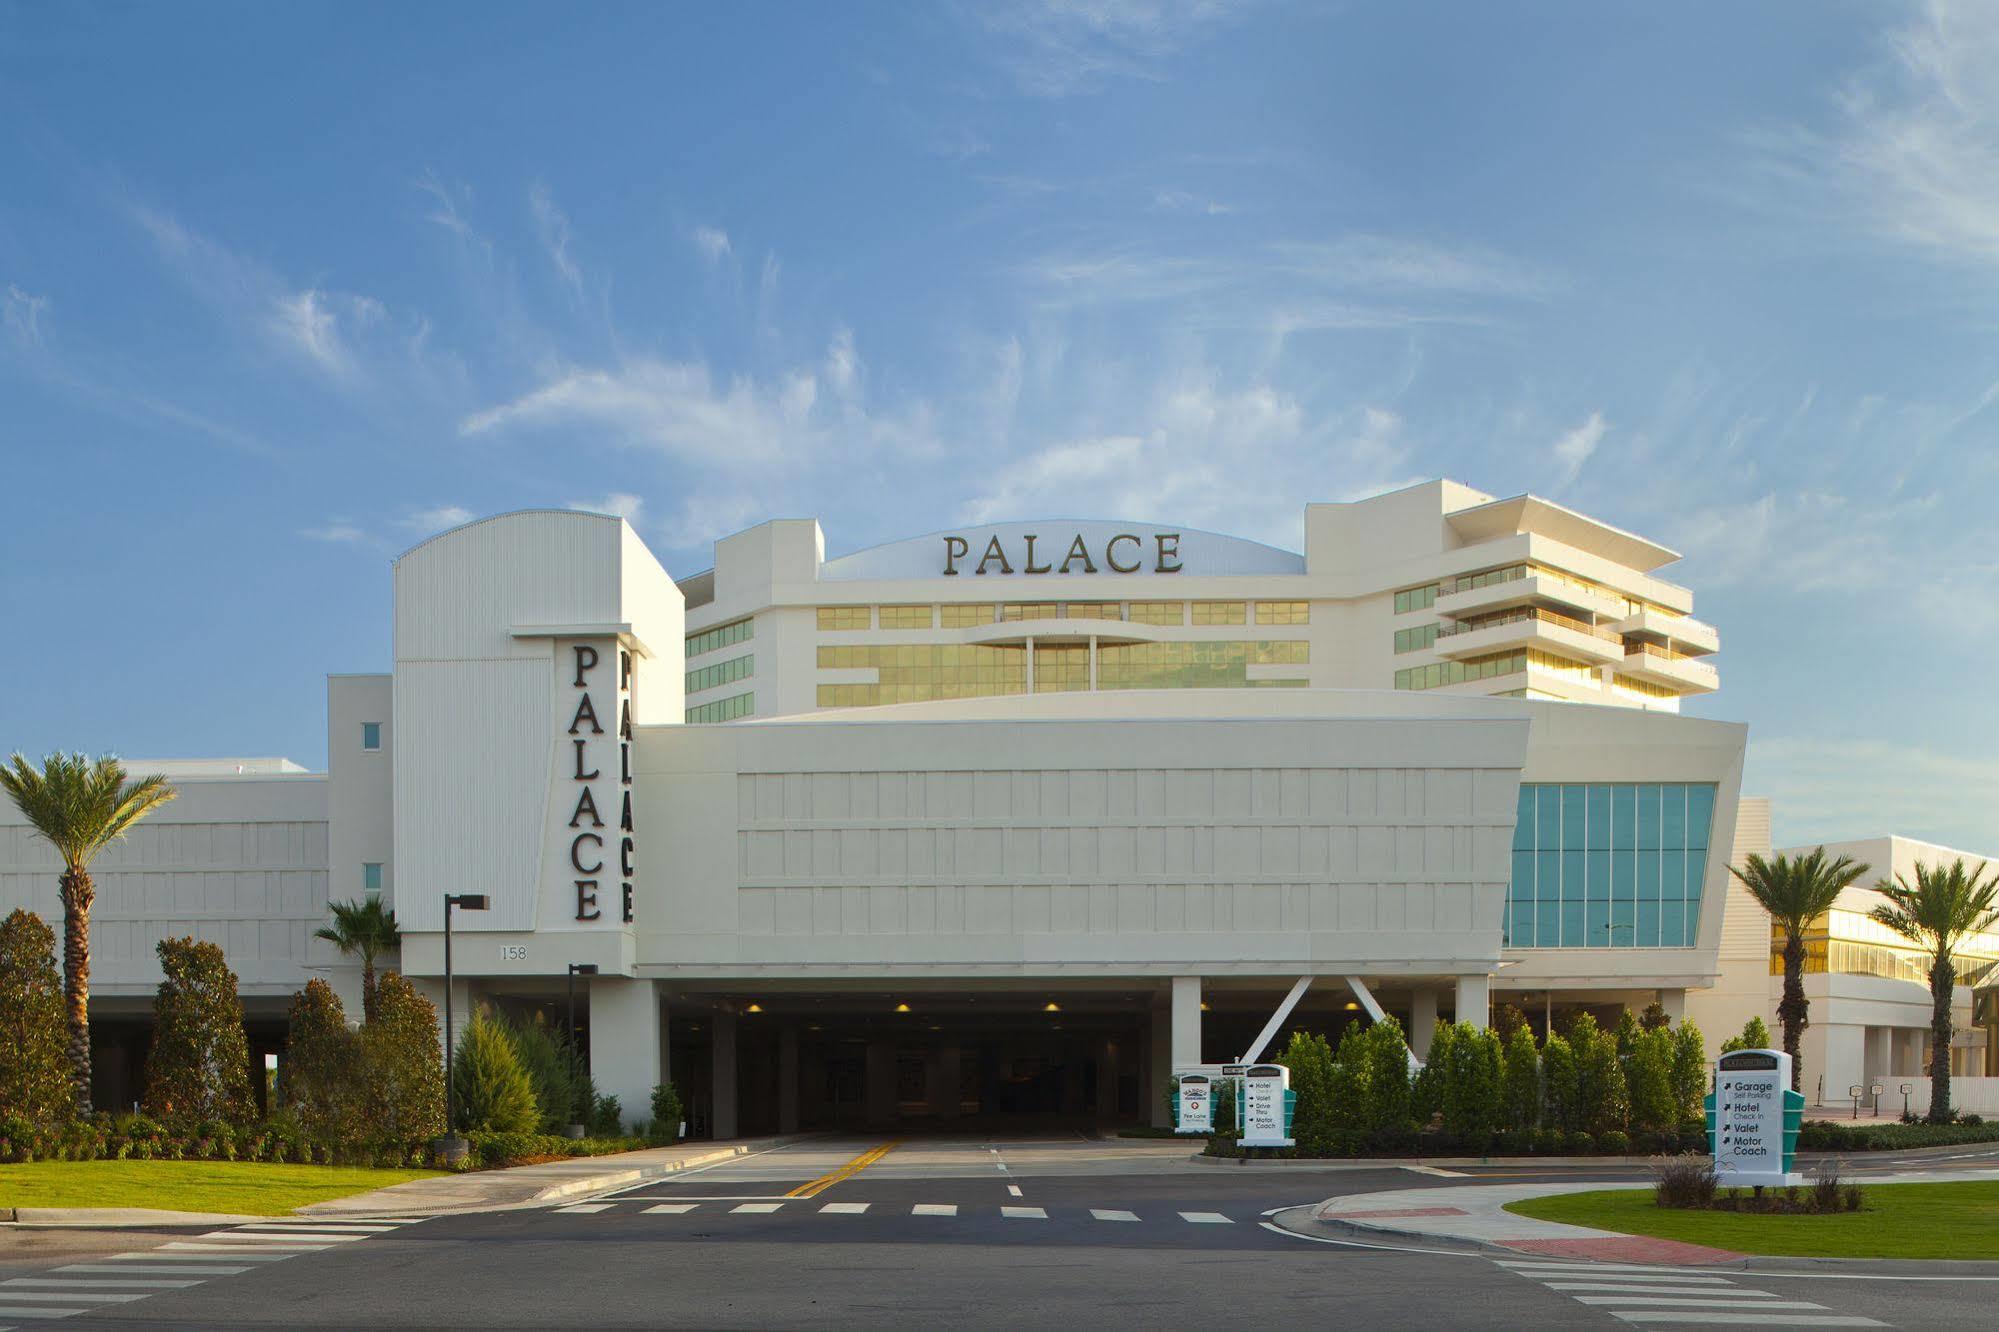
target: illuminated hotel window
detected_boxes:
[1000,602,1061,621]
[878,605,935,629]
[1394,584,1438,614]
[817,606,871,630]
[816,643,1026,706]
[687,618,753,657]
[1505,783,1715,949]
[1033,643,1090,692]
[1254,600,1310,625]
[940,604,995,627]
[685,653,752,695]
[1393,624,1439,654]
[1097,640,1305,690]
[1063,602,1124,620]
[1128,601,1185,626]
[686,691,754,723]
[1190,601,1247,625]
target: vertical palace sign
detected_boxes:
[564,641,637,926]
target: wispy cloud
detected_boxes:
[691,226,733,265]
[568,492,645,523]
[1551,411,1607,488]
[529,182,582,294]
[417,171,495,266]
[967,0,1258,97]
[1752,1,1999,273]
[402,505,475,532]
[3,284,49,346]
[1752,736,1999,850]
[302,519,369,544]
[1150,188,1234,216]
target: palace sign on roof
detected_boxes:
[943,531,1182,577]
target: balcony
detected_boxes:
[1620,642,1719,694]
[1433,567,1628,622]
[1616,607,1719,656]
[1435,606,1626,665]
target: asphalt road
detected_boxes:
[3,1135,1993,1330]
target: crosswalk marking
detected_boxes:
[0,1294,146,1304]
[1498,1257,1884,1328]
[1178,1211,1232,1224]
[819,1202,870,1214]
[0,1305,90,1318]
[912,1204,957,1216]
[555,1204,612,1214]
[731,1202,785,1214]
[567,1200,1254,1227]
[59,1265,252,1277]
[642,1203,697,1215]
[1089,1209,1139,1222]
[4,1281,198,1290]
[1001,1206,1047,1219]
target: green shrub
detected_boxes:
[1614,1007,1641,1058]
[1353,1015,1413,1149]
[356,973,445,1151]
[1501,1024,1539,1133]
[452,1008,539,1134]
[1541,1033,1578,1132]
[1531,1126,1563,1155]
[1625,1028,1676,1134]
[1564,1129,1594,1154]
[1411,1020,1453,1124]
[1597,1129,1631,1154]
[1569,1014,1628,1136]
[1796,1118,1999,1151]
[1496,1127,1532,1155]
[1720,1015,1772,1054]
[1279,1029,1354,1156]
[499,1010,588,1132]
[0,910,74,1126]
[1669,1022,1707,1122]
[143,937,255,1132]
[1438,1022,1502,1146]
[280,979,356,1146]
[648,1083,685,1143]
[589,1094,623,1138]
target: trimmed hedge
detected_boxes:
[1797,1119,1999,1152]
[462,1131,646,1169]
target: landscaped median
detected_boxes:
[1504,1180,1999,1261]
[0,1159,441,1217]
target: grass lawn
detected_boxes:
[0,1160,443,1216]
[1506,1181,1999,1260]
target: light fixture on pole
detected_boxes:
[565,962,599,1138]
[434,892,488,1165]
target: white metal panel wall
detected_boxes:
[0,776,329,994]
[394,511,623,663]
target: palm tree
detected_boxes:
[1869,859,1999,1123]
[1730,847,1870,1092]
[315,897,402,1023]
[0,753,175,1114]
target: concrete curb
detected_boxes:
[2,1207,266,1229]
[521,1143,775,1205]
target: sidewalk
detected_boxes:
[298,1135,812,1218]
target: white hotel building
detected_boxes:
[5,479,1986,1128]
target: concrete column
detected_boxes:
[712,1009,738,1140]
[1409,987,1440,1059]
[1095,1037,1120,1119]
[1864,1026,1891,1093]
[778,1027,800,1134]
[1171,976,1202,1068]
[1454,974,1491,1030]
[1149,998,1173,1128]
[587,977,660,1136]
[937,1044,961,1120]
[1657,988,1686,1023]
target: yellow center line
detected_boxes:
[785,1140,902,1198]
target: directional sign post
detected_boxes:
[1174,1074,1213,1135]
[1703,1049,1803,1188]
[1240,1063,1295,1149]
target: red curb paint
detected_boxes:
[1503,1236,1745,1265]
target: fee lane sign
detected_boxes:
[1710,1049,1796,1188]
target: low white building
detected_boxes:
[2,481,1805,1130]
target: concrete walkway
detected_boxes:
[298,1135,813,1218]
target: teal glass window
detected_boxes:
[361,722,381,751]
[1503,781,1716,948]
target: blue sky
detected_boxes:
[3,2,1998,850]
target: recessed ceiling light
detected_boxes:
[1344,1001,1360,1011]
[895,1002,911,1013]
[746,1003,764,1014]
[1043,1002,1061,1012]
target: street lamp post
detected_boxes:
[434,892,489,1164]
[565,962,599,1137]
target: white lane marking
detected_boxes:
[58,1265,249,1277]
[159,1243,322,1254]
[1400,1164,1469,1177]
[203,1231,371,1242]
[912,1204,957,1216]
[1179,1211,1232,1224]
[1544,1284,1762,1295]
[1090,1209,1140,1222]
[642,1204,697,1215]
[730,1202,785,1214]
[1610,1315,1883,1327]
[99,1252,284,1263]
[252,1221,402,1229]
[819,1202,869,1215]
[1000,1206,1047,1220]
[1006,1184,1023,1198]
[556,1204,613,1214]
[609,1195,791,1202]
[0,1307,87,1319]
[4,1281,197,1290]
[0,1294,147,1304]
[1535,1276,1736,1287]
[1574,1299,1826,1310]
